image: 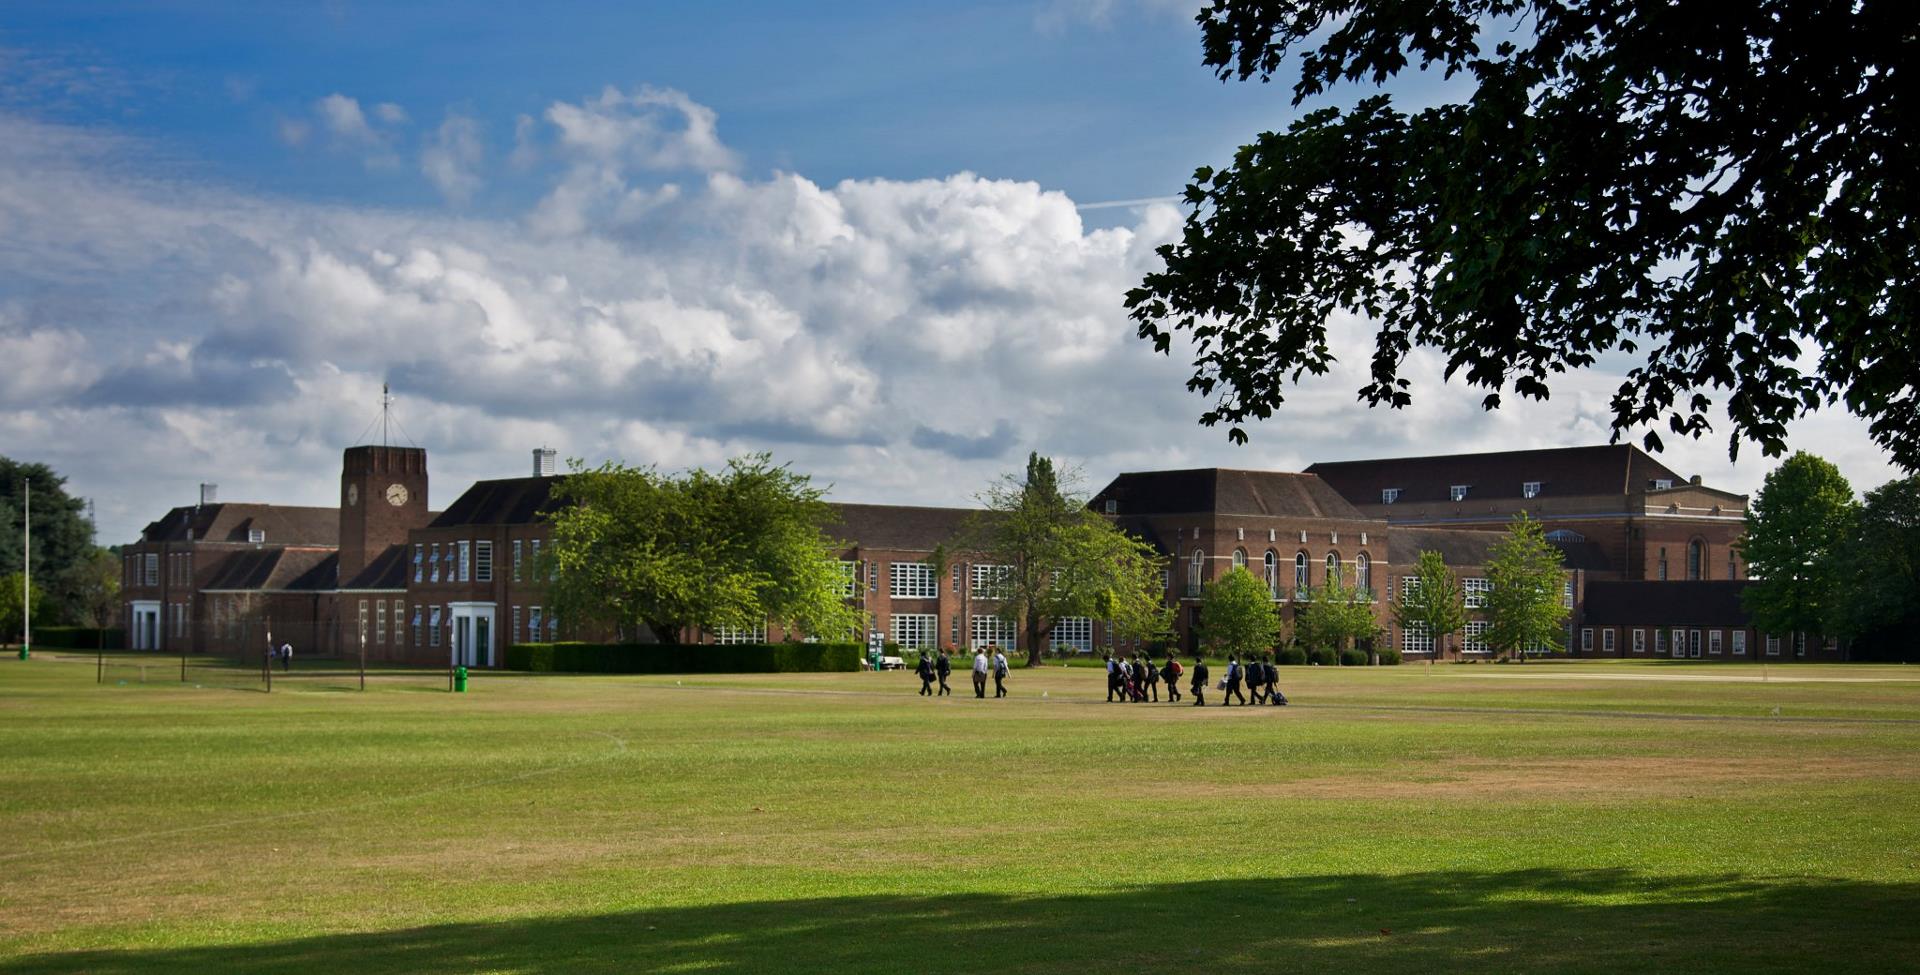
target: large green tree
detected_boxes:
[1834,476,1920,660]
[1,458,100,627]
[546,454,864,645]
[0,572,44,645]
[969,453,1171,667]
[1483,514,1568,661]
[1738,452,1858,642]
[1198,566,1281,659]
[1293,576,1381,662]
[1128,1,1918,469]
[1393,549,1468,660]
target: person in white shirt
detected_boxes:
[972,648,990,698]
[992,649,1009,697]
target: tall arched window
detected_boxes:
[1264,551,1278,597]
[1355,552,1371,593]
[1687,539,1704,580]
[1294,551,1309,590]
[1189,549,1205,589]
[1326,552,1341,587]
[1232,548,1247,571]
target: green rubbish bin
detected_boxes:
[454,665,468,693]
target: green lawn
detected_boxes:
[2,652,1918,973]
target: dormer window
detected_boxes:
[1522,481,1542,499]
[1652,478,1674,490]
[248,529,266,544]
[1381,488,1401,504]
[1450,485,1469,502]
[1103,499,1117,514]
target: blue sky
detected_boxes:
[0,2,1898,544]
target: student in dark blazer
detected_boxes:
[916,652,935,696]
[935,650,953,696]
[1162,653,1183,703]
[1190,655,1209,706]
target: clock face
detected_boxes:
[347,484,359,506]
[385,483,409,507]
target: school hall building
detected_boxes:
[120,439,1835,667]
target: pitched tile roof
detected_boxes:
[824,503,978,552]
[1387,526,1613,572]
[1092,469,1371,520]
[1582,580,1752,626]
[1305,444,1689,505]
[430,476,568,528]
[341,543,408,591]
[200,547,338,591]
[142,503,339,546]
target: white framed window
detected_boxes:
[1324,552,1341,587]
[1765,634,1781,656]
[1463,578,1491,608]
[1794,632,1807,657]
[1403,623,1434,654]
[512,539,523,582]
[1545,529,1586,542]
[890,562,937,599]
[377,600,388,644]
[1158,568,1171,592]
[1263,551,1278,597]
[1450,485,1469,502]
[144,553,159,586]
[1580,627,1593,651]
[1103,499,1117,514]
[1632,628,1646,653]
[1523,481,1542,499]
[971,563,1013,599]
[1732,630,1747,655]
[248,529,266,544]
[1188,549,1205,591]
[1672,628,1686,658]
[1655,629,1668,655]
[1051,617,1092,653]
[457,541,471,583]
[891,613,937,648]
[716,622,768,645]
[413,544,424,583]
[512,605,522,642]
[835,560,857,597]
[1381,488,1401,504]
[1354,553,1370,593]
[1295,551,1310,591]
[529,539,542,578]
[429,607,442,646]
[430,543,442,582]
[394,600,405,646]
[1602,628,1616,652]
[412,607,422,646]
[1563,578,1574,608]
[529,606,544,643]
[475,541,493,583]
[971,614,1019,650]
[1653,478,1674,490]
[1709,629,1723,654]
[1463,620,1489,653]
[1232,549,1247,571]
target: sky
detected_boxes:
[0,0,1901,545]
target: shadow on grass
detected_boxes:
[8,869,1916,974]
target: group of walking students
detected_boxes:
[914,647,1012,699]
[910,647,1287,706]
[1105,652,1288,706]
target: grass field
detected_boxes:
[3,652,1918,973]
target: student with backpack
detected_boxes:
[1141,654,1160,702]
[1190,655,1208,706]
[1266,655,1287,705]
[1162,653,1183,703]
[1246,654,1266,704]
[1105,654,1122,703]
[1223,655,1246,705]
[916,652,936,696]
[992,648,1010,698]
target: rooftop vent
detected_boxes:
[533,447,558,477]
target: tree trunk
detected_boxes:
[1025,615,1044,668]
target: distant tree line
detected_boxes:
[1,457,119,643]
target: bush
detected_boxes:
[32,626,124,649]
[1375,646,1402,665]
[1339,648,1369,667]
[1277,646,1307,666]
[1308,647,1337,666]
[504,641,861,674]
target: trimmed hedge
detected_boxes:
[1277,647,1308,666]
[1307,647,1338,667]
[31,627,124,649]
[1375,646,1403,665]
[1339,648,1369,667]
[504,641,861,674]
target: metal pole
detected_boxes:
[359,627,366,692]
[19,480,29,660]
[264,625,272,693]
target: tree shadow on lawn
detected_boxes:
[9,868,1916,974]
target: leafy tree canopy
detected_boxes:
[1394,549,1468,655]
[0,572,45,644]
[546,454,863,645]
[1128,0,1918,468]
[1,457,100,627]
[1739,451,1858,639]
[1293,574,1380,658]
[1835,475,1920,657]
[1483,513,1567,660]
[1198,566,1281,659]
[969,453,1171,666]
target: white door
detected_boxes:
[449,604,497,668]
[130,601,161,650]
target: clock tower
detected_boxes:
[338,444,429,584]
